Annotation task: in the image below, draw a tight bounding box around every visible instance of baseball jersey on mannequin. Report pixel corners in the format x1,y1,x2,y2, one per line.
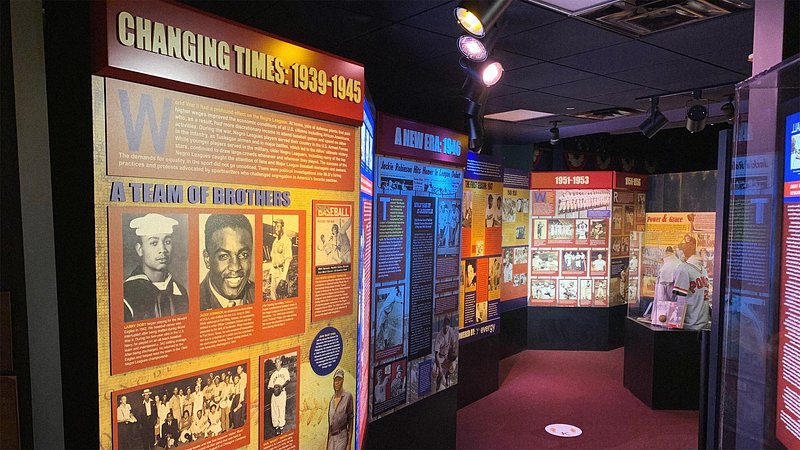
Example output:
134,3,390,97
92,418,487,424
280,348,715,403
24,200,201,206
673,255,711,330
650,251,683,326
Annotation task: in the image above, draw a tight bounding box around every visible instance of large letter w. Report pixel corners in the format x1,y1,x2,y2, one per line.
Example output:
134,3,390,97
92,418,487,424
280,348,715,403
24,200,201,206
118,89,172,154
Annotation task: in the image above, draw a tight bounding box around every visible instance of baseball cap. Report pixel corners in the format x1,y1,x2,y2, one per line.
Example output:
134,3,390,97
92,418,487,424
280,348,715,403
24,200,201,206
334,368,344,379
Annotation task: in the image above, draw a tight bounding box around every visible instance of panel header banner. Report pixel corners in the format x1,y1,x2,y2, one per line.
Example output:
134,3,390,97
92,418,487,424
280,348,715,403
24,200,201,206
375,114,468,167
530,171,647,191
94,0,365,124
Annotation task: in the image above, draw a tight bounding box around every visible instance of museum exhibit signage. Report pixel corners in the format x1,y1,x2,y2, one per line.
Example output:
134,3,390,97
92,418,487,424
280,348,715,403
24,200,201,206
777,111,800,448
370,114,466,421
94,0,364,125
93,2,362,448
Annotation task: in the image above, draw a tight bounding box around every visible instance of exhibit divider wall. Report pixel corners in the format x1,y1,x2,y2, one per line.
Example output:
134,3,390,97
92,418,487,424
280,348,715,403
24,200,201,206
356,98,375,450
500,169,532,313
366,113,466,448
92,2,364,448
528,171,647,350
460,152,504,342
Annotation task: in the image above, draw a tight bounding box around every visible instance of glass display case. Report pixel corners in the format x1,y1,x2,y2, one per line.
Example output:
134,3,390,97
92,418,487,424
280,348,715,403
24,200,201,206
626,213,716,330
714,54,800,449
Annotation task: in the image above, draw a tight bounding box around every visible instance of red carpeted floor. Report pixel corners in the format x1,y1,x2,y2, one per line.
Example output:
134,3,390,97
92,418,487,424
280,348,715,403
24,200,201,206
457,348,698,449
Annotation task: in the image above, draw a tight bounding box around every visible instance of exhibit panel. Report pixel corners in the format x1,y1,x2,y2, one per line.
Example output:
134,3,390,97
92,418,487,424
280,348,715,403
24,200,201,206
777,108,800,448
369,114,466,421
500,169,531,312
355,99,375,450
529,171,646,308
717,54,799,449
93,2,363,448
460,152,503,342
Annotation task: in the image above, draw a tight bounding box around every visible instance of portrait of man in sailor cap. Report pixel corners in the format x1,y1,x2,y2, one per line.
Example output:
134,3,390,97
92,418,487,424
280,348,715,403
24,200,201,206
123,212,189,322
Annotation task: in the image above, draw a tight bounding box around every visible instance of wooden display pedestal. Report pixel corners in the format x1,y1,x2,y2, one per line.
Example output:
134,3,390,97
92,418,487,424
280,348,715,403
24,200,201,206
623,317,701,410
527,304,626,350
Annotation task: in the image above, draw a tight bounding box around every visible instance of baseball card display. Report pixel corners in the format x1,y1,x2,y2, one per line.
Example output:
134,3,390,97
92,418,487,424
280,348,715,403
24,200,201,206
370,113,467,422
530,171,647,308
93,3,364,448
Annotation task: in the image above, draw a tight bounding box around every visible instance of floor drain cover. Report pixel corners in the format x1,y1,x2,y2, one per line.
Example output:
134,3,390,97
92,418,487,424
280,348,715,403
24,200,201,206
545,424,582,438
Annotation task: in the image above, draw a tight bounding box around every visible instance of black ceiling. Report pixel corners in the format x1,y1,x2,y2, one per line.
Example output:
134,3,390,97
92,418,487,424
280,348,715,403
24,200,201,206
185,0,754,145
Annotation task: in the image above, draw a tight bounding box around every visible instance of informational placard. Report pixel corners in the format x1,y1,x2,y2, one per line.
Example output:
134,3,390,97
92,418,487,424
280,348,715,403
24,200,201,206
460,152,502,342
370,152,463,421
95,0,365,125
500,169,531,311
776,111,800,448
529,171,646,308
94,5,360,448
640,212,716,299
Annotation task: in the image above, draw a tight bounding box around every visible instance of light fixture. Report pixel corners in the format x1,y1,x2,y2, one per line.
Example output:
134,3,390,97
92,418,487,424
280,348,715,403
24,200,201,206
549,121,561,145
462,77,489,115
721,95,735,123
467,115,484,151
686,90,708,133
481,61,504,86
639,97,668,139
454,0,513,38
458,35,488,61
460,57,504,87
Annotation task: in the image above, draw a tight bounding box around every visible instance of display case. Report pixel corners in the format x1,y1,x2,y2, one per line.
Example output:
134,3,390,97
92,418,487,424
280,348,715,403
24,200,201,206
626,212,715,330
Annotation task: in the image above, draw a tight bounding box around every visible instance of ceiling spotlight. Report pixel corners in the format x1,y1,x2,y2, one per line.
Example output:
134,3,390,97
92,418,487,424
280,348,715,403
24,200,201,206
458,35,488,61
454,0,513,38
639,97,668,139
482,61,504,86
460,58,504,87
721,95,735,123
549,121,560,145
686,90,708,133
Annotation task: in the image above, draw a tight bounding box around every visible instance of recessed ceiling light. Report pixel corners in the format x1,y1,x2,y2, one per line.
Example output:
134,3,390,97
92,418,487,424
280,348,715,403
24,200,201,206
528,0,617,14
484,109,555,122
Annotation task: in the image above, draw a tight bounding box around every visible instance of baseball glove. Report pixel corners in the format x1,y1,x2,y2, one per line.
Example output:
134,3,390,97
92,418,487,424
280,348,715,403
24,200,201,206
273,385,283,395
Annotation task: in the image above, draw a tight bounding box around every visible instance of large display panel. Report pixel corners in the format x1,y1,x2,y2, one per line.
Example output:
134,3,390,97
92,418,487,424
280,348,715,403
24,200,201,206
460,152,503,342
500,169,531,312
777,110,800,448
717,55,798,449
370,114,466,421
355,99,375,450
94,3,363,448
529,171,646,308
